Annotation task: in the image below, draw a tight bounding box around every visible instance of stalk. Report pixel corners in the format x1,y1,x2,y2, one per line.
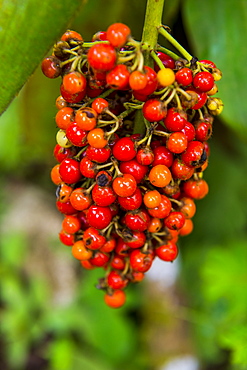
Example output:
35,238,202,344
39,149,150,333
133,0,165,134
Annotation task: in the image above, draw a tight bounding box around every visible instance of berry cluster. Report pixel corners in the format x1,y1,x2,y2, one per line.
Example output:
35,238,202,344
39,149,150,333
42,23,223,308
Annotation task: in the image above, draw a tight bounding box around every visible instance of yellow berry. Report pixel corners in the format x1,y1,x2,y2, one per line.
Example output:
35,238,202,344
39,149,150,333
157,68,175,87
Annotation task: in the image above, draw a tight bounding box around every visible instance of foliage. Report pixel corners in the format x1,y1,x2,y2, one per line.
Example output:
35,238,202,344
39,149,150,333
0,0,247,369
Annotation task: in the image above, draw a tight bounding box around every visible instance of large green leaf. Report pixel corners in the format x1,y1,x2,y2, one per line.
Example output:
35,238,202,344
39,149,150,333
0,0,84,115
182,0,247,138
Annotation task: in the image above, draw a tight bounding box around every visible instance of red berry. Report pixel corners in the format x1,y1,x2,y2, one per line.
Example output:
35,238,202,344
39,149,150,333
164,108,187,132
175,67,193,86
92,185,117,206
62,71,87,95
87,43,117,71
62,215,81,234
112,137,137,162
152,146,174,167
41,56,61,78
117,187,143,211
87,205,112,229
86,145,111,163
164,211,185,231
154,51,175,71
129,249,153,272
112,174,137,197
183,178,209,199
166,132,188,154
129,70,147,91
75,107,98,131
123,209,150,231
155,241,178,262
147,194,172,219
193,71,214,92
83,227,106,250
119,159,148,184
107,270,128,290
106,64,130,90
69,188,92,211
106,23,131,47
104,289,126,308
149,164,172,188
181,141,207,168
66,122,87,147
59,158,81,184
142,99,166,122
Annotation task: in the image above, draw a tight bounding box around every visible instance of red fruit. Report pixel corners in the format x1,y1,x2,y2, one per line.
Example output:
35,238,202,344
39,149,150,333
155,241,178,262
181,121,196,142
106,64,130,90
55,107,75,130
41,56,61,78
69,188,92,211
106,22,131,47
175,67,193,86
171,158,194,180
62,71,87,95
129,249,153,272
112,174,137,197
83,226,106,250
119,159,148,183
60,83,86,103
87,205,112,229
164,108,187,132
185,87,207,110
193,71,214,92
92,185,117,206
66,122,87,147
164,211,185,231
123,209,150,232
147,194,172,219
59,229,75,246
143,190,162,209
152,146,174,167
80,157,97,178
59,158,81,184
166,132,188,154
91,97,109,114
194,121,213,142
181,141,207,168
75,107,98,131
53,144,76,163
104,289,126,308
154,51,175,71
112,137,137,161
149,164,172,188
183,179,209,199
129,70,147,90
56,199,77,215
136,146,154,165
86,145,111,163
142,99,166,122
125,231,146,249
107,270,128,290
87,128,108,149
117,187,143,211
179,218,194,236
90,251,110,267
62,215,81,234
87,43,117,71
135,66,158,96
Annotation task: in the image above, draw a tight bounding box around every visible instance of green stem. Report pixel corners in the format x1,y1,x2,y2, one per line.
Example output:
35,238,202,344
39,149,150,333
156,45,181,61
133,0,165,134
158,26,193,62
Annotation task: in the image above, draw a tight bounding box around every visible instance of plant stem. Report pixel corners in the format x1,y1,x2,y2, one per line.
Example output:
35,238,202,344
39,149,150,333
158,26,193,62
133,0,165,134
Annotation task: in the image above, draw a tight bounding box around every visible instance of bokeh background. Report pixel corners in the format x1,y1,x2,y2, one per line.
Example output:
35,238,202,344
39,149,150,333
1,0,247,369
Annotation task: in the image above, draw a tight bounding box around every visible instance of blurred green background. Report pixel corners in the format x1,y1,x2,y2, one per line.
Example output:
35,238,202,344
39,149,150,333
0,0,247,369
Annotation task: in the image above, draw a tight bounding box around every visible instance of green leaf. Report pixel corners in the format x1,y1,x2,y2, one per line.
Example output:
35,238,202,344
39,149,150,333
0,0,84,115
182,0,247,138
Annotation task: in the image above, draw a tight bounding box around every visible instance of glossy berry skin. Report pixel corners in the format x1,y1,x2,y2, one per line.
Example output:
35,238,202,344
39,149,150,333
125,230,146,249
181,121,196,142
66,122,87,147
175,67,193,86
90,251,110,267
147,194,171,219
72,240,93,261
91,97,109,114
59,158,81,184
106,64,130,90
87,43,117,71
107,270,128,290
69,188,92,211
92,185,117,206
135,66,157,96
154,51,175,71
183,179,209,199
41,56,61,78
62,215,81,234
147,217,162,233
119,159,148,183
106,22,130,48
166,132,188,154
149,164,172,188
179,218,194,236
86,145,111,163
83,226,106,250
117,187,143,211
101,237,116,253
181,141,207,168
59,229,75,246
55,107,75,130
87,205,112,229
61,30,83,42
56,199,77,215
75,107,98,131
60,83,86,103
152,146,174,167
80,157,97,178
185,87,207,110
194,121,213,142
87,128,108,149
104,289,126,308
164,211,185,231
143,190,162,209
123,209,150,231
171,158,194,180
112,137,137,161
164,108,187,132
193,71,214,92
129,70,147,90
57,183,73,203
142,99,166,122
179,197,196,219
129,249,153,272
155,241,178,262
136,146,154,165
113,174,137,197
53,144,76,163
62,71,87,95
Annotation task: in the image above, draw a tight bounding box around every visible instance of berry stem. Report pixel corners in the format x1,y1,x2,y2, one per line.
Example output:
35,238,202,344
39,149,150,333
133,0,165,135
158,26,193,62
